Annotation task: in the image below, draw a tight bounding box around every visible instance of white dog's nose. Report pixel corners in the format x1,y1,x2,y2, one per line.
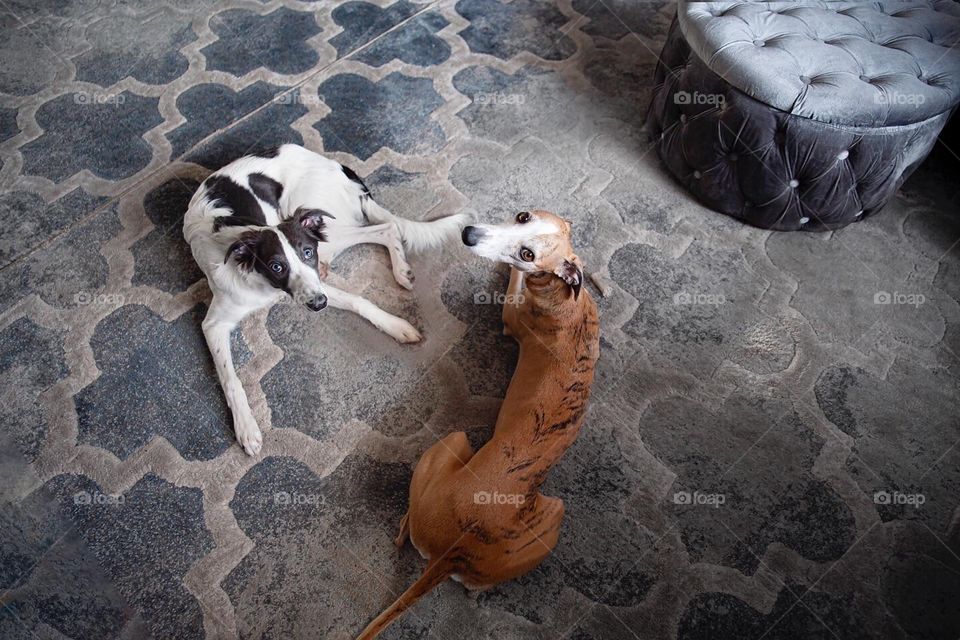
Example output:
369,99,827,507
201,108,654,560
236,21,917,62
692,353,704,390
305,294,327,311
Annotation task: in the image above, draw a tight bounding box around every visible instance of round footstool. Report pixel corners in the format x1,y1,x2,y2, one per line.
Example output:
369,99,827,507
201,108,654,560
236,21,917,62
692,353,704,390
646,1,960,231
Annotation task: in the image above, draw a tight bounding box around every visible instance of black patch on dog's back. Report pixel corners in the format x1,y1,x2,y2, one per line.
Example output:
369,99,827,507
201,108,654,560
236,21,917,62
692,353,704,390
340,164,369,194
205,175,266,230
252,146,281,159
248,173,283,210
212,215,266,232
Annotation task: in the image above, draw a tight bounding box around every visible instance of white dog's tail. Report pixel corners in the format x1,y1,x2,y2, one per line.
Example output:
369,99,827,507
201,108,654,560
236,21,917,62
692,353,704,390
362,197,469,254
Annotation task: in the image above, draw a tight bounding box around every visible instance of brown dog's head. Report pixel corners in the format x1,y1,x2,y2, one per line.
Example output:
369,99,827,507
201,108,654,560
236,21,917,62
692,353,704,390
462,210,583,299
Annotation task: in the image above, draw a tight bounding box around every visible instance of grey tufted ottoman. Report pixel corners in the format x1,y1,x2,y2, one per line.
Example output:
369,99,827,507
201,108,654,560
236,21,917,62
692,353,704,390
646,1,960,231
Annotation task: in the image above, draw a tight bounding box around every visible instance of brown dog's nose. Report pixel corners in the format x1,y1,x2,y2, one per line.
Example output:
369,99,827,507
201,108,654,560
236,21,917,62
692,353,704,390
462,226,484,246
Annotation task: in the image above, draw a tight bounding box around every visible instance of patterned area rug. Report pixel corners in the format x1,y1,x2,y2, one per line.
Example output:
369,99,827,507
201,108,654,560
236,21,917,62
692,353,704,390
1,1,958,639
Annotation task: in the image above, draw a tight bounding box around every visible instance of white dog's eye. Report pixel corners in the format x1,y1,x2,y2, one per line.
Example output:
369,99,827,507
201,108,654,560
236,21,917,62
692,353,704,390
303,248,313,259
519,247,535,262
270,261,284,273
516,211,531,223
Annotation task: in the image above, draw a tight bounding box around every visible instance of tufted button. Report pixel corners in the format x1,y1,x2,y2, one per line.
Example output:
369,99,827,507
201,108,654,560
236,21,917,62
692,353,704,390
729,153,738,162
859,75,872,83
753,39,766,47
855,209,864,217
789,179,800,188
799,217,810,224
799,75,811,85
693,170,702,179
680,114,688,124
837,150,849,160
744,201,753,208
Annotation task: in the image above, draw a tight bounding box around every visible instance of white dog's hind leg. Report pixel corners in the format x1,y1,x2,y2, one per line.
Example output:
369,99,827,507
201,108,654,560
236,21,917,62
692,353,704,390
325,223,414,290
325,284,422,343
202,299,263,455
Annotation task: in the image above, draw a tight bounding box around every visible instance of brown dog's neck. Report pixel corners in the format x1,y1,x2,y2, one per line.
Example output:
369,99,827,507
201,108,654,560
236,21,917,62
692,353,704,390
522,271,580,320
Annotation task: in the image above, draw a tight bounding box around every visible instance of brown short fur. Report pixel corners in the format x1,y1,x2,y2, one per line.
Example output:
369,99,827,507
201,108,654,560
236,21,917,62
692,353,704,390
357,211,601,639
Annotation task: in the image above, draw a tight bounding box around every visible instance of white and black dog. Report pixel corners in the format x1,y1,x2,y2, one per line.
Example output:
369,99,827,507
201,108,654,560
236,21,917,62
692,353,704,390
184,144,467,455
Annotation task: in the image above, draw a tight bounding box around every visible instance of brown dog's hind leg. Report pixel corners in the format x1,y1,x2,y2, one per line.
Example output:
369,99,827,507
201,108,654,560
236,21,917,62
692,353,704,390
507,495,566,578
405,432,475,558
412,432,475,480
395,512,409,548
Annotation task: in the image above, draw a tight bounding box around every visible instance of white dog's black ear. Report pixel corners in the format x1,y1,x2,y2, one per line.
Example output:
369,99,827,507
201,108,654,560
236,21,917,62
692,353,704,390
555,255,583,300
295,207,333,242
225,232,259,270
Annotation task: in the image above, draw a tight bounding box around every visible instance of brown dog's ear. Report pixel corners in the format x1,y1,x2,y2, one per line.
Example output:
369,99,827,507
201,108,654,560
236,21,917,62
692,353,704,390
554,254,583,300
225,231,260,270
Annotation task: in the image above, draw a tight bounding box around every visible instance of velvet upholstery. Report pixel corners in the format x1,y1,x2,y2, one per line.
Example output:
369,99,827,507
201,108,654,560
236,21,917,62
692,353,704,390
647,1,960,231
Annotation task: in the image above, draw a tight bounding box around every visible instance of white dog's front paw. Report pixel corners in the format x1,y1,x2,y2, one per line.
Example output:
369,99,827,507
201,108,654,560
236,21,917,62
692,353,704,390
381,316,422,343
234,414,263,456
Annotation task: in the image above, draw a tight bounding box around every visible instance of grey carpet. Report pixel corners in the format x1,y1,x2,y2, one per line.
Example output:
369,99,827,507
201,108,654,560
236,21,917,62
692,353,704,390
0,1,958,639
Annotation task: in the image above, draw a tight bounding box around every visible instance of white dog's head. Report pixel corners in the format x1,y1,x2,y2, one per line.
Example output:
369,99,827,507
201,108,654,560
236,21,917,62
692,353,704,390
462,210,583,299
225,207,330,310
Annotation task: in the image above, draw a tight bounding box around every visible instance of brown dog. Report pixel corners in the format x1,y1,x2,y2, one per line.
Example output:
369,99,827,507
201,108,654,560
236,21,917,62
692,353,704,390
357,211,600,639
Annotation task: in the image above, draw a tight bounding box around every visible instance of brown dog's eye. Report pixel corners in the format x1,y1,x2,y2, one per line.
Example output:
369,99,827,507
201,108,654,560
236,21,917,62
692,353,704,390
519,247,535,262
516,211,531,223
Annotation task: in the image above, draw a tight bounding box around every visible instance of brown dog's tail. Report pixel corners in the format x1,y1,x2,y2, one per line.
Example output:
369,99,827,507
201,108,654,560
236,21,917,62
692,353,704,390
356,559,451,640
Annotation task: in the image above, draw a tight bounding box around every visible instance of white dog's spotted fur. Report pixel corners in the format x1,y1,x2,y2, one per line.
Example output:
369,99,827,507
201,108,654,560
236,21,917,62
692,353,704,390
184,144,468,455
